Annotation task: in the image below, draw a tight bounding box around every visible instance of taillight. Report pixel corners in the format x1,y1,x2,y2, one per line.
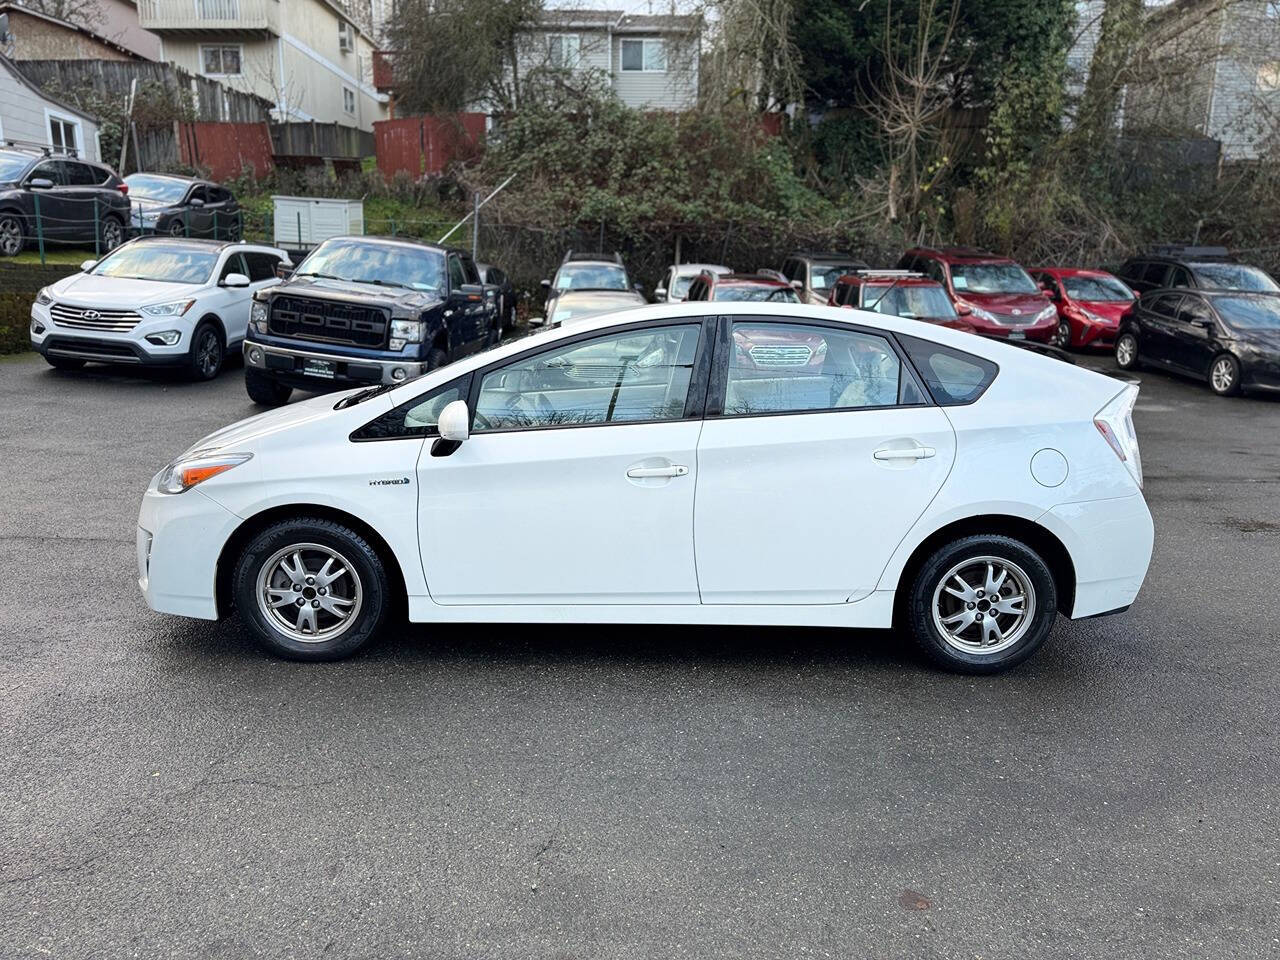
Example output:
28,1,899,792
118,182,129,195
1094,385,1142,488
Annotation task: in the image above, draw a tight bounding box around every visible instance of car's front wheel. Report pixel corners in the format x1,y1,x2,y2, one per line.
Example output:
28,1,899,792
245,368,292,406
1051,318,1072,349
1115,332,1140,370
187,320,224,380
905,535,1058,673
1209,353,1241,397
232,518,392,660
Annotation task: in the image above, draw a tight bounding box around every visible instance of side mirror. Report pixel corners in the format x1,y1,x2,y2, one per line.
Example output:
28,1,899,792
956,303,973,316
790,279,803,290
1190,317,1213,329
222,272,250,288
654,286,667,299
275,263,294,280
455,282,484,301
437,399,470,445
189,198,205,208
80,259,97,272
528,314,547,326
540,278,551,289
1041,288,1055,299
28,178,53,190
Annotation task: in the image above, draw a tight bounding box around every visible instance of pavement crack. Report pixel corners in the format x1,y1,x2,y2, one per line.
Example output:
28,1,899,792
1,851,106,887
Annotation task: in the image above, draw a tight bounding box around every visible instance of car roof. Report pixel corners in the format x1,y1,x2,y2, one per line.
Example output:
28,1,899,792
127,172,204,183
325,234,457,255
673,263,730,277
1032,267,1118,278
123,236,286,255
717,273,789,286
840,272,941,287
910,246,1013,264
556,289,646,305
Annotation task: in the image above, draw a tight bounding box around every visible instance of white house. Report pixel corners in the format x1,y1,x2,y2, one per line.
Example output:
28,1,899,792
0,54,101,161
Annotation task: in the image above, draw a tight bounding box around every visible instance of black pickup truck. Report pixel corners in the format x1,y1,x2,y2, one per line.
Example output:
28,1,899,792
242,235,499,406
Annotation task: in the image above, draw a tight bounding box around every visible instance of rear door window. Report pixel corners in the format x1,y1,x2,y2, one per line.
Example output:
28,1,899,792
898,334,998,406
244,251,280,282
1148,293,1182,319
1142,262,1170,287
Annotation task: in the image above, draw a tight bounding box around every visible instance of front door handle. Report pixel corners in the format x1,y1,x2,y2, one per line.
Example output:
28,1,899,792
873,445,936,461
627,465,689,479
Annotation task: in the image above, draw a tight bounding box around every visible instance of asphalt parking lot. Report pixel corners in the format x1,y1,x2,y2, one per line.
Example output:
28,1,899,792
1,348,1277,960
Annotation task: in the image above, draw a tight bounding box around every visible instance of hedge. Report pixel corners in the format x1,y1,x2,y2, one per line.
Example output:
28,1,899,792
0,263,80,354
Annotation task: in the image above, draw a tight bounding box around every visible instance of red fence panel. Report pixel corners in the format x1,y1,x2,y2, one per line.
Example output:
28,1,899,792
176,122,274,180
374,113,486,180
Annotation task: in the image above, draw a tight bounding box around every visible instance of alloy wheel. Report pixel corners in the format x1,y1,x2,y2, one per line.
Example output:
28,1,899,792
1211,356,1236,394
102,219,123,250
0,216,22,256
931,556,1036,655
1053,320,1071,348
169,220,185,237
196,329,221,377
255,543,364,642
1116,335,1136,367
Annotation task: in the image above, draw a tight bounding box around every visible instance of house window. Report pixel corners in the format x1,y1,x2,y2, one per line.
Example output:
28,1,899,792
547,33,581,69
620,38,666,72
48,114,79,155
200,44,242,75
343,87,356,114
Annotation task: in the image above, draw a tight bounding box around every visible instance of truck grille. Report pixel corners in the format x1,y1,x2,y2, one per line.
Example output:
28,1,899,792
268,296,388,348
50,303,141,332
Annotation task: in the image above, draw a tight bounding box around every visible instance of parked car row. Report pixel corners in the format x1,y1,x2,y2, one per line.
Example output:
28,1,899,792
0,145,243,256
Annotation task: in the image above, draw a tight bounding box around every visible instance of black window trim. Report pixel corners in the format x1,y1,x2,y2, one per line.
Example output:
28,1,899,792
460,315,716,437
350,372,474,443
704,315,935,420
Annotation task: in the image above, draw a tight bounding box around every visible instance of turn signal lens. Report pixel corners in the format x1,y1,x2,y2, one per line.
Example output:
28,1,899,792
158,451,252,494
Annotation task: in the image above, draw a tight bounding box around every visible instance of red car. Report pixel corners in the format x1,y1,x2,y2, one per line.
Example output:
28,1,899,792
827,270,976,333
896,247,1058,343
1029,267,1136,350
684,271,802,304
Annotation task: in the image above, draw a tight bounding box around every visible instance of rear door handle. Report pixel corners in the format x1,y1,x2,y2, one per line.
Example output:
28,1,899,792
873,446,936,461
627,465,689,479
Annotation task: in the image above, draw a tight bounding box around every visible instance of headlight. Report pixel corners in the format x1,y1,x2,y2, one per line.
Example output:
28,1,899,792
35,287,53,306
157,451,252,495
251,301,269,333
1081,308,1109,325
1036,305,1057,324
141,299,196,317
960,301,996,322
390,319,425,343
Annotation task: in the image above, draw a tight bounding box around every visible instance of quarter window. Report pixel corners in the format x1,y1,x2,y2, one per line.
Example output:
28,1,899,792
898,333,998,406
723,322,916,415
474,324,702,431
352,376,472,440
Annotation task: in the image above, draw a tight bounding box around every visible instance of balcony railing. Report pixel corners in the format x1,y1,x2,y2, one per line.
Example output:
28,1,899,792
137,0,281,34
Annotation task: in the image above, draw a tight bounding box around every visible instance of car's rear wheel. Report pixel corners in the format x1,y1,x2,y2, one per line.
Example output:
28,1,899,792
187,320,224,380
168,219,186,238
233,518,392,661
1209,353,1241,397
245,368,292,406
100,215,124,251
0,213,24,256
1115,332,1140,370
905,535,1058,673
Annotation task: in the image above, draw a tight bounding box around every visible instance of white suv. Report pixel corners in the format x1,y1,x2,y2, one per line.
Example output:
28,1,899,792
30,236,289,380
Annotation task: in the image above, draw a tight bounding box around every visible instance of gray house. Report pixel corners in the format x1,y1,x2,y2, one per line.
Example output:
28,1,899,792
510,9,701,111
0,55,101,161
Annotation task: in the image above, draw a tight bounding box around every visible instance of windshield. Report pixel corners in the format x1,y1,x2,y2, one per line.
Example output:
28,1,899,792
864,284,956,318
91,243,217,283
950,263,1038,295
714,284,800,303
1191,263,1280,293
1214,296,1280,329
556,263,628,291
125,174,191,204
810,264,863,291
671,275,697,298
296,238,445,291
0,152,31,182
1062,274,1134,302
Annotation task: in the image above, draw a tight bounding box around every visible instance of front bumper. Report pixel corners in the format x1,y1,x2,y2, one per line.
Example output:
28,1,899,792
30,301,193,365
244,340,427,389
137,480,243,620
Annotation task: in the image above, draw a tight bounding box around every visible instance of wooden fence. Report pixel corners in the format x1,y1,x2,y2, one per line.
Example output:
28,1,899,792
374,114,487,180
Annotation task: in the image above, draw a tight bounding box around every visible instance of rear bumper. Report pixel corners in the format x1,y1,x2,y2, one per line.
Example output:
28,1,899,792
1038,493,1154,619
244,340,428,389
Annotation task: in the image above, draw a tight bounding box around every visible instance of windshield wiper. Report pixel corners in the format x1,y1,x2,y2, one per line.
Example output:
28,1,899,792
295,271,348,282
333,384,394,409
356,278,413,290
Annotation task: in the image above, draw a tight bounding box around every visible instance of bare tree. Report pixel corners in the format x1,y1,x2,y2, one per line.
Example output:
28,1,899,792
698,0,803,112
16,0,103,29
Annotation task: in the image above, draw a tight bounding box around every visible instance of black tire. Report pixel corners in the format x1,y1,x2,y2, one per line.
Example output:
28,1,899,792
232,517,392,661
904,535,1058,674
168,219,186,238
45,356,85,371
1051,319,1072,349
187,320,224,381
100,215,125,252
0,212,23,256
245,368,292,406
1114,331,1140,370
1208,352,1242,397
426,346,448,371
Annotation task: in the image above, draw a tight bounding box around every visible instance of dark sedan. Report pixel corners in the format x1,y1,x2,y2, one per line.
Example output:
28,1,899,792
124,173,242,240
1114,288,1280,396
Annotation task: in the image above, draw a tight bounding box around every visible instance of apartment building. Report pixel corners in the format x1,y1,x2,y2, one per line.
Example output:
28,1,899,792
136,0,389,129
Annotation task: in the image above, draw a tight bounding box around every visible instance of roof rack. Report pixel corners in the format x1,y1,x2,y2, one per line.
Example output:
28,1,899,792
1144,244,1231,259
562,250,623,264
855,269,923,278
2,137,78,158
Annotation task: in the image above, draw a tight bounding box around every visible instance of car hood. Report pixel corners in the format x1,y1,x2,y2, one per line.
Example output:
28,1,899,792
51,273,203,306
959,291,1051,313
276,275,443,309
184,390,354,455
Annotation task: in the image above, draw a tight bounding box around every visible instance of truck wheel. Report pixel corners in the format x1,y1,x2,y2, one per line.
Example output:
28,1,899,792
246,368,292,406
426,347,448,371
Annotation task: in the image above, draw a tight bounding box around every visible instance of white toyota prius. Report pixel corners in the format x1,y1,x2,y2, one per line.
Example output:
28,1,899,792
137,302,1153,673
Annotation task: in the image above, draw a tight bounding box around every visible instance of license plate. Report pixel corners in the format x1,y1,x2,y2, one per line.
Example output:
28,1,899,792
1007,331,1026,340
302,358,336,379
